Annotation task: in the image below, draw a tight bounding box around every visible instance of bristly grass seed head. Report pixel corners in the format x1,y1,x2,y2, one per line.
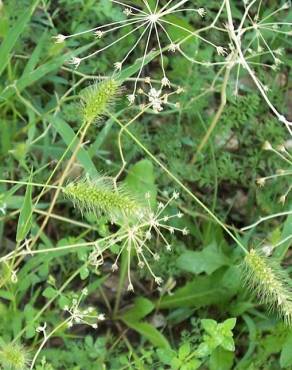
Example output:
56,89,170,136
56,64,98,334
63,178,143,221
80,78,119,124
243,249,292,326
0,342,30,370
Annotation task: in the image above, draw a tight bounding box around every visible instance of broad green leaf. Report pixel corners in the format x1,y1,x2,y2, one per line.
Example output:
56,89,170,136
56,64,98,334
80,266,89,280
42,287,57,299
280,332,292,368
178,342,191,360
201,319,217,334
221,318,236,331
177,242,230,275
120,297,154,322
157,269,236,309
124,159,157,208
209,348,234,370
123,320,170,349
16,176,33,242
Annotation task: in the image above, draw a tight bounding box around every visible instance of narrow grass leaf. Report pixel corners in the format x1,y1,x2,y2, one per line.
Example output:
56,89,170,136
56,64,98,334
0,0,40,76
16,175,33,242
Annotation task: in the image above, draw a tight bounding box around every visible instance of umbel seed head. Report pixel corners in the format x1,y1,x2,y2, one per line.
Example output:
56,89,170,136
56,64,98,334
244,249,292,325
80,78,119,124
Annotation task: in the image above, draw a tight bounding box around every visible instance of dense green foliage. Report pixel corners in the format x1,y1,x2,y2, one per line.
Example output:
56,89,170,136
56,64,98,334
0,0,291,369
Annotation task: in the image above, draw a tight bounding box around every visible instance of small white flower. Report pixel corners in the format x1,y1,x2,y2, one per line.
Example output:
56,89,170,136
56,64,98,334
127,283,134,291
176,87,184,94
197,8,206,17
98,313,105,321
111,263,118,272
127,94,135,105
161,77,170,87
263,141,272,150
114,62,122,71
144,76,151,84
138,261,145,268
95,30,104,38
256,178,266,187
182,228,189,235
123,8,132,16
154,253,160,261
274,58,282,66
54,34,66,43
216,46,228,56
148,88,163,112
263,85,270,92
173,191,179,199
155,277,163,285
262,245,273,256
69,57,81,69
168,43,179,52
282,2,290,10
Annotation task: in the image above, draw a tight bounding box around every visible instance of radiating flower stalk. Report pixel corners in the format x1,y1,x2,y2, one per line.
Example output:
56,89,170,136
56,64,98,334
65,179,188,291
30,288,105,369
54,0,228,107
256,141,292,204
53,0,292,126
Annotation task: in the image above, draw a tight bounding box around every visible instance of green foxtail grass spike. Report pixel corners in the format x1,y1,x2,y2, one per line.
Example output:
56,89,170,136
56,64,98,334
63,178,143,220
80,78,119,124
244,249,292,326
0,342,30,370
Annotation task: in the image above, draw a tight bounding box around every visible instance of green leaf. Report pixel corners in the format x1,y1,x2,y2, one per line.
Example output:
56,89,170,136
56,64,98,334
16,175,33,242
0,0,40,77
157,269,236,309
280,332,292,368
201,319,218,334
178,342,191,360
275,213,292,260
50,115,98,177
209,348,234,370
120,297,154,322
42,287,57,299
80,266,89,280
221,318,236,331
177,242,230,275
124,159,157,208
221,336,235,352
124,321,170,349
